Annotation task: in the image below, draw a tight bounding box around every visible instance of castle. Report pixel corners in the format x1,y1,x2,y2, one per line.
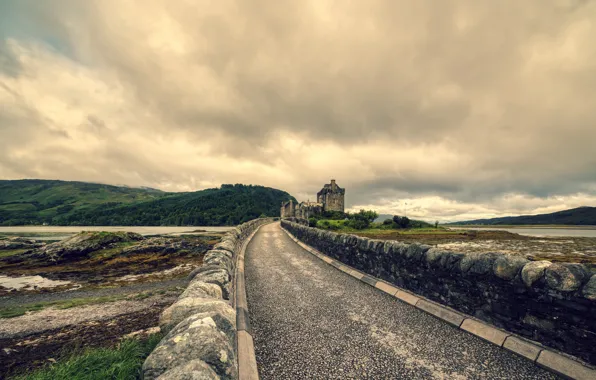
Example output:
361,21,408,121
281,179,345,219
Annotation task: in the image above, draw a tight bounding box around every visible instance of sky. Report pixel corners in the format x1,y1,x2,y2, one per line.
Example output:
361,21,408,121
0,0,595,222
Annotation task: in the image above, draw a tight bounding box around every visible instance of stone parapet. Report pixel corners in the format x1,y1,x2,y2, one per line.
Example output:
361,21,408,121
281,220,596,366
143,218,274,380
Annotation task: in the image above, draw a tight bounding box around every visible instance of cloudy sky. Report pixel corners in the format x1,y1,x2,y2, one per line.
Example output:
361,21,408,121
1,0,595,222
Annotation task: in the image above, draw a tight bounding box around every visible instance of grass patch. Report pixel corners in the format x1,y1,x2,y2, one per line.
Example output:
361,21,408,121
0,249,29,258
10,333,162,380
0,292,155,319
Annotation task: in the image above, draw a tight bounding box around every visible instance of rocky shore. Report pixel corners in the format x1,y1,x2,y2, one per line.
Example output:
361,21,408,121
0,230,220,377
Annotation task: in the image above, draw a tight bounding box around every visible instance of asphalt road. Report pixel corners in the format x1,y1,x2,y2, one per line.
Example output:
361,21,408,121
244,222,558,380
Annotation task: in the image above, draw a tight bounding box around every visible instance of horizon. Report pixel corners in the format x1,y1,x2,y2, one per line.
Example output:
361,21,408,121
1,1,595,223
2,177,593,223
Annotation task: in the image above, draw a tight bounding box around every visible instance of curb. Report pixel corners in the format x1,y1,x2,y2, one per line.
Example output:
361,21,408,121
281,225,596,380
235,223,268,380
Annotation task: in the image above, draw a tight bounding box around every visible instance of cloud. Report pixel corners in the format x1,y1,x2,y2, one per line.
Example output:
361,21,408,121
1,0,595,221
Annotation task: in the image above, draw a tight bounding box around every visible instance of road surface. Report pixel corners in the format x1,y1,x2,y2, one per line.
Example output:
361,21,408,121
245,222,557,379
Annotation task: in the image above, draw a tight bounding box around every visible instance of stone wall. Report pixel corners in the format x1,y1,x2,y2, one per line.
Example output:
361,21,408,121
142,218,274,379
281,220,596,365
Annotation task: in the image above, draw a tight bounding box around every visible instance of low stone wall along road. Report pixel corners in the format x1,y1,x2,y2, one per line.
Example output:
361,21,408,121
245,222,558,379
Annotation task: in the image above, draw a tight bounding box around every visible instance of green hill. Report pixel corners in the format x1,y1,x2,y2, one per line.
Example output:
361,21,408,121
0,180,296,226
449,206,596,226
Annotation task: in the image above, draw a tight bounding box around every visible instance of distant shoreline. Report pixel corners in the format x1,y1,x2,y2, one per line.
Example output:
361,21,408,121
448,225,596,230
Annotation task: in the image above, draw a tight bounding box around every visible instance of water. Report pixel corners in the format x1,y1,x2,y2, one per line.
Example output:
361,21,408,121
0,226,233,241
449,226,596,238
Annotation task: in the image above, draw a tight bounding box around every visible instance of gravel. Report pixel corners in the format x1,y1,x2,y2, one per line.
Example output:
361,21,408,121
245,223,559,380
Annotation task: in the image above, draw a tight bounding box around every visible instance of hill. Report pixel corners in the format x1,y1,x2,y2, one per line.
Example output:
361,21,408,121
0,180,296,226
449,206,596,226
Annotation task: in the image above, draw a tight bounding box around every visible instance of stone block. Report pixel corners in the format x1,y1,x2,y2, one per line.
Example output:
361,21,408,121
582,275,596,301
395,290,420,306
159,298,234,333
180,280,223,300
156,359,219,379
375,281,399,296
545,263,585,292
537,350,595,380
416,299,465,327
493,255,529,280
503,336,542,362
461,319,510,346
521,261,552,287
144,314,236,380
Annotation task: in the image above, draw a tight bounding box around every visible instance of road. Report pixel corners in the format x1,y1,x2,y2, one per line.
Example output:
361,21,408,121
244,222,558,379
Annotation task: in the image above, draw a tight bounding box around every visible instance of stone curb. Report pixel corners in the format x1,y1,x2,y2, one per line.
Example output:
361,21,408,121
235,223,267,380
281,225,596,380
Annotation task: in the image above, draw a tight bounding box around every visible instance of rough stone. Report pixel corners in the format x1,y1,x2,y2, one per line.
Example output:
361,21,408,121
213,240,235,253
582,275,596,301
194,269,231,296
493,255,529,280
545,263,585,292
143,314,236,380
425,248,445,265
180,280,223,300
156,359,219,380
187,265,229,282
159,298,233,333
521,261,552,287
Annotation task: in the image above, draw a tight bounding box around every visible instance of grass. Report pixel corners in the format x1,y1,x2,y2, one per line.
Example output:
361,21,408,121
315,219,449,235
0,249,29,258
0,292,156,319
10,333,163,380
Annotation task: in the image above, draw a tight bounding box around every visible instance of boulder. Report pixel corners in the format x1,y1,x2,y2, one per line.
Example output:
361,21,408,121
159,298,234,333
187,265,229,281
194,269,231,298
521,261,552,287
213,240,235,254
493,255,529,280
143,314,236,380
157,360,219,380
180,280,223,300
545,263,588,292
582,275,596,301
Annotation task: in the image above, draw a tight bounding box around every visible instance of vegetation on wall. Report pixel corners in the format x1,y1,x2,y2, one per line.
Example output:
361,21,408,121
0,180,296,226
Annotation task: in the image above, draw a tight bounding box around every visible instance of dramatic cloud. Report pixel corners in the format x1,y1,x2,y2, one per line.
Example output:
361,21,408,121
1,0,595,221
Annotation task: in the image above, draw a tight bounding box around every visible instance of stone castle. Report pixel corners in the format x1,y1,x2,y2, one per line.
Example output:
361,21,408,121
281,179,345,219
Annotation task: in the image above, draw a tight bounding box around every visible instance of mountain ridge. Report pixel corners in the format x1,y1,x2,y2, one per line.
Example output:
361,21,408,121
448,206,596,226
0,179,296,226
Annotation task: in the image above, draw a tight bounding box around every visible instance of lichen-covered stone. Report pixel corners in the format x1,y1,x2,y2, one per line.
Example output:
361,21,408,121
521,261,552,287
582,275,596,301
493,255,529,280
194,269,231,291
425,248,445,265
156,359,219,380
213,239,235,253
159,298,233,333
187,265,229,282
203,253,233,272
205,249,233,260
143,314,236,380
545,263,587,292
459,253,481,273
180,280,223,300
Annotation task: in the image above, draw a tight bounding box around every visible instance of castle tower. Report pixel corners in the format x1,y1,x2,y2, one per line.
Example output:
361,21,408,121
317,179,345,212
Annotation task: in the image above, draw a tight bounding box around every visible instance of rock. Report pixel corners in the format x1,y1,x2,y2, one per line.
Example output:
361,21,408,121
468,253,500,275
405,244,424,261
459,253,481,273
213,240,235,254
180,280,223,300
34,231,144,263
157,359,219,380
159,298,234,333
582,275,596,300
194,269,231,298
424,248,445,266
545,263,587,292
493,255,529,280
521,261,552,287
143,314,236,380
